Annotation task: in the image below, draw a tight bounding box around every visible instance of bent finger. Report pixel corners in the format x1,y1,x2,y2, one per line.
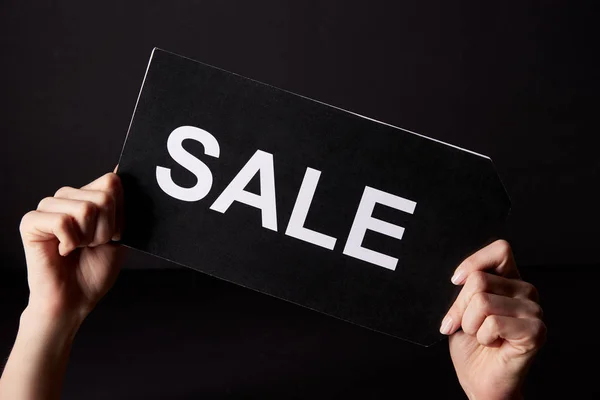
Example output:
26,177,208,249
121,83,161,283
461,293,543,336
37,197,99,247
477,315,546,354
441,272,539,335
81,172,123,240
54,187,116,247
451,240,519,285
20,211,80,256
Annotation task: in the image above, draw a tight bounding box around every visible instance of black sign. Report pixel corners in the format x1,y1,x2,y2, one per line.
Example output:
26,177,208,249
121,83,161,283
117,48,510,346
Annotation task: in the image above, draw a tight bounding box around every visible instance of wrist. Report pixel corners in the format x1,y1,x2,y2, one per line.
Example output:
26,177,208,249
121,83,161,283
25,292,92,327
20,301,84,345
2,302,82,399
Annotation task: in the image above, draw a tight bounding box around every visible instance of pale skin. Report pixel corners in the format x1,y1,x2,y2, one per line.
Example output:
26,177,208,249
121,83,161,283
0,171,545,400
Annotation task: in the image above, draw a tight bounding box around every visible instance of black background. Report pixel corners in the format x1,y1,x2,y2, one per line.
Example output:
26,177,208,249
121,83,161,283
0,0,598,398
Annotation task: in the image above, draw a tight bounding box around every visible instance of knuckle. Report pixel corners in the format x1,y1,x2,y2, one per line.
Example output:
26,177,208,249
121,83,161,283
521,282,539,301
100,173,121,192
472,292,492,312
54,186,73,198
486,315,501,331
78,201,97,220
494,239,512,256
36,197,53,210
467,270,489,292
19,211,36,233
518,319,547,354
96,192,113,209
531,302,544,319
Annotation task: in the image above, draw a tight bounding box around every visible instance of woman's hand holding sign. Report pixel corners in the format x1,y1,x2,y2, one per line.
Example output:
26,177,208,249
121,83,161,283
21,172,124,321
0,172,124,400
441,240,546,400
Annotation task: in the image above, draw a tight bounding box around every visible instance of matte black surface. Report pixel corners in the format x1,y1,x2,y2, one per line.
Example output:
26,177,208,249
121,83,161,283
117,49,509,346
1,264,597,399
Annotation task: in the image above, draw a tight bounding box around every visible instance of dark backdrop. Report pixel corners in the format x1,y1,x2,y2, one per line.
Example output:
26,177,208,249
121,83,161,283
0,1,598,398
1,0,598,268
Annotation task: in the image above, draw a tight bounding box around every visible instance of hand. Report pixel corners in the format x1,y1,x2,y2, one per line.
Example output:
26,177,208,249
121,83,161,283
1,171,124,400
19,172,125,324
441,240,546,400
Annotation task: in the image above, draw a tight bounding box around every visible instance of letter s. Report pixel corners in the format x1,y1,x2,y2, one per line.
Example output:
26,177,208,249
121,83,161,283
156,126,220,202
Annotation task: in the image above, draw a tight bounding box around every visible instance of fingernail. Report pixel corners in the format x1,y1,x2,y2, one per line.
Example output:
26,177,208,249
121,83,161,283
440,315,453,335
451,268,465,285
111,233,121,242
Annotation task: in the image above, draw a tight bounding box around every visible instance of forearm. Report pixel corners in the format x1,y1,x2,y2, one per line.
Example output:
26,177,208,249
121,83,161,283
0,305,82,400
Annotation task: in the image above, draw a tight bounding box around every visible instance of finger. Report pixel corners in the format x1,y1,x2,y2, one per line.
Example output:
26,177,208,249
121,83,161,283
54,187,116,247
81,172,121,193
36,197,99,247
440,272,539,335
477,315,546,353
19,211,80,256
451,240,519,285
81,172,123,241
461,292,543,336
